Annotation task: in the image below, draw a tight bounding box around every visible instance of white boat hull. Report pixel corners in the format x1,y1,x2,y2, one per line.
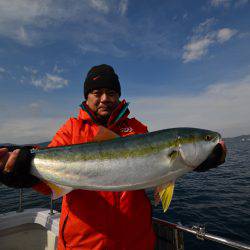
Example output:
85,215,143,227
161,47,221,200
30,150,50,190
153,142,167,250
0,208,59,250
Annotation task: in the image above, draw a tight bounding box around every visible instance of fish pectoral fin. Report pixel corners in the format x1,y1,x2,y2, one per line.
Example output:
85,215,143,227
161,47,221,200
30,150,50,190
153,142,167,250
158,182,175,212
93,126,120,142
44,180,73,200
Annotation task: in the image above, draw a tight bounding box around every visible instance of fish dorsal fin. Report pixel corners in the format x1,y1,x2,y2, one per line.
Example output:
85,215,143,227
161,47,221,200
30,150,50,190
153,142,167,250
44,180,73,200
93,125,119,142
156,182,175,212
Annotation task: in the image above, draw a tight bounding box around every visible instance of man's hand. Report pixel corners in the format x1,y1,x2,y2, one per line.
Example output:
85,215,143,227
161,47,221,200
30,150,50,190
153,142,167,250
0,147,40,188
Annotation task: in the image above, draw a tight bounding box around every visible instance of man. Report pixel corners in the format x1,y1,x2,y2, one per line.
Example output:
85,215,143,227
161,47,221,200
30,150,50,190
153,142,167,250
0,64,156,249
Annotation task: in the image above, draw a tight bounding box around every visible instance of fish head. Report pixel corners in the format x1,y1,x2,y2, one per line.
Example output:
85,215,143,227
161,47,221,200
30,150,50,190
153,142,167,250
177,128,226,170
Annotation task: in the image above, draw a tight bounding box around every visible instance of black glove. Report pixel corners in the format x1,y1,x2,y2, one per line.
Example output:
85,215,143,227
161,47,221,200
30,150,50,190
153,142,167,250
0,147,40,188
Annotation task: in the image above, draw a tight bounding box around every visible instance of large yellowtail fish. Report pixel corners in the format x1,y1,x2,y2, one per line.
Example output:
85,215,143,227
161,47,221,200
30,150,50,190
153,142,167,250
30,127,226,212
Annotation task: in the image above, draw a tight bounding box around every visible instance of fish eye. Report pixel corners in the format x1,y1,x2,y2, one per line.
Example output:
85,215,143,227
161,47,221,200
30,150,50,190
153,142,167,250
204,135,212,141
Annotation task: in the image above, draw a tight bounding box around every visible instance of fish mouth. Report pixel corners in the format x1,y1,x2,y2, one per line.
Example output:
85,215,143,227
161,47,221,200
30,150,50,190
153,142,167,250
194,140,227,172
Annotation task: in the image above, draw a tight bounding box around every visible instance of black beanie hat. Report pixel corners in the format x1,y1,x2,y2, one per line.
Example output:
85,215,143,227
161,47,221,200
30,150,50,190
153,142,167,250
84,64,121,99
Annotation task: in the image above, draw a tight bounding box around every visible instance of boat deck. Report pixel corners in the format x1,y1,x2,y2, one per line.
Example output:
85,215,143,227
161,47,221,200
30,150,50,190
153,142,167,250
0,209,60,250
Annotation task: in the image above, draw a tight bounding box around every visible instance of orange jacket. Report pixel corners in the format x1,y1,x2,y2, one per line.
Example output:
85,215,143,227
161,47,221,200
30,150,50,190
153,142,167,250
34,100,156,250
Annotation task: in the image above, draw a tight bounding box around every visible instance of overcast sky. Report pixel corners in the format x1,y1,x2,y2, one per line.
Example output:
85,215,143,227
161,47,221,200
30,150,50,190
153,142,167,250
0,0,249,144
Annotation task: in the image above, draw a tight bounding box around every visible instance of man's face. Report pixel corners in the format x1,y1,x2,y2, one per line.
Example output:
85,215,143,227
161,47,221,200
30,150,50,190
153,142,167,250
86,88,120,120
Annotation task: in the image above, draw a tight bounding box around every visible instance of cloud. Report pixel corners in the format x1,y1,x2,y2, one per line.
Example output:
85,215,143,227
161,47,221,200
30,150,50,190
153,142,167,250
0,117,64,144
24,66,38,75
0,0,128,46
183,37,214,63
0,96,78,144
238,31,250,39
22,66,68,91
0,95,79,144
79,43,103,54
130,73,250,137
0,67,6,74
76,6,176,58
87,0,128,15
193,18,217,34
0,0,50,45
0,0,178,59
217,28,237,43
182,19,237,62
0,66,12,79
15,26,32,45
1,72,250,143
234,0,249,7
210,0,249,8
118,0,128,16
88,0,110,13
210,0,231,7
53,65,64,74
28,101,46,116
31,73,68,91
182,12,188,21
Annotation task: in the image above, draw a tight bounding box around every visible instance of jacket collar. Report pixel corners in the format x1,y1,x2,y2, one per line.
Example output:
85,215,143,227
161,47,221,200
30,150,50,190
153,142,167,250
79,99,130,128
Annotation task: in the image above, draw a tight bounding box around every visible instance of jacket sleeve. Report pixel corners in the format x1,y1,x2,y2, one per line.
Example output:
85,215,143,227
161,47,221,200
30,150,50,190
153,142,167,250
32,119,74,195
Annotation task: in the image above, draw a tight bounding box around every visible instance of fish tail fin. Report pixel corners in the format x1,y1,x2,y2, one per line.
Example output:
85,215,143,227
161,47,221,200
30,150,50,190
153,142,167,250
158,182,175,212
44,180,73,200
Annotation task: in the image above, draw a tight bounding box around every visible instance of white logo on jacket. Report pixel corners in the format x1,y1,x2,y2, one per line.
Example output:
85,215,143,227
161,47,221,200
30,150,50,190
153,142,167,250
120,127,134,133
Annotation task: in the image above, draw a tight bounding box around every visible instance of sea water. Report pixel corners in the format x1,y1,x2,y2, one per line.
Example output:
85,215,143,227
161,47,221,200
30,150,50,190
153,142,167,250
0,138,249,250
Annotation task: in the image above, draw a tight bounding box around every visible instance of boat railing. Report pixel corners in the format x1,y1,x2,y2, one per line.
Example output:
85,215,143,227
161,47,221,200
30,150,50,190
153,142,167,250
15,188,250,250
152,217,250,250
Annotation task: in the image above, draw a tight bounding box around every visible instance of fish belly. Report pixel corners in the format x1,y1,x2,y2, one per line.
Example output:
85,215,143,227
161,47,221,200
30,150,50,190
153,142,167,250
31,150,190,191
